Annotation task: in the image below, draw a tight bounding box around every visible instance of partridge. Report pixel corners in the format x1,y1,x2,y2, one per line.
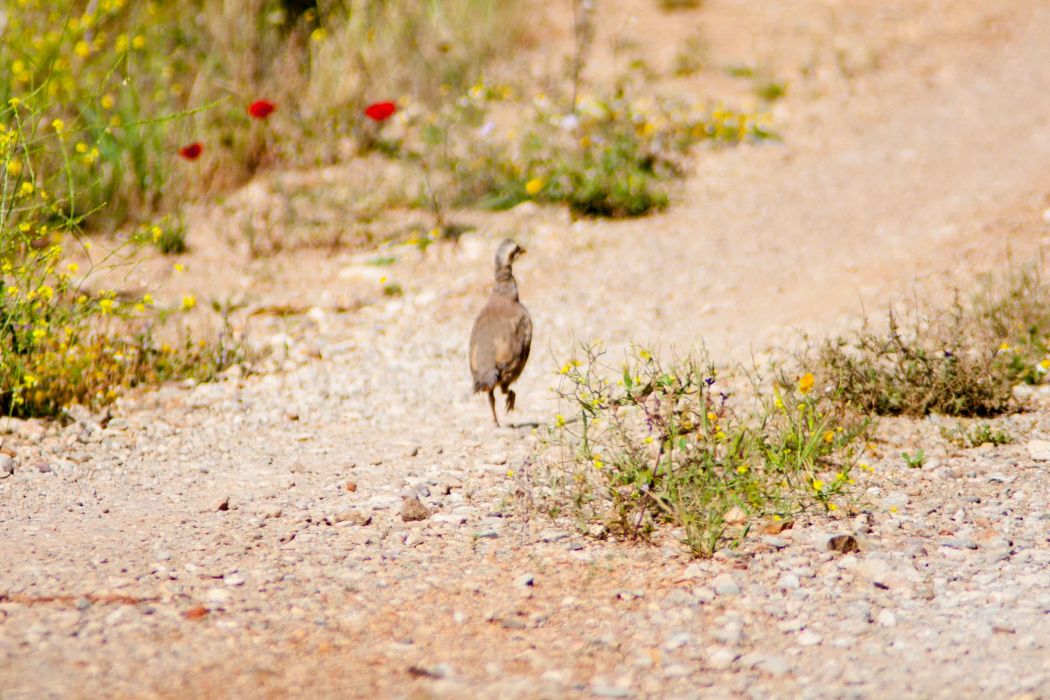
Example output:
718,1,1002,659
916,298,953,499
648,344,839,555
469,239,532,426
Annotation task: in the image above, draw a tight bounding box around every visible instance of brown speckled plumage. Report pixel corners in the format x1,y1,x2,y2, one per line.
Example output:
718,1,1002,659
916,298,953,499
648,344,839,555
470,239,532,426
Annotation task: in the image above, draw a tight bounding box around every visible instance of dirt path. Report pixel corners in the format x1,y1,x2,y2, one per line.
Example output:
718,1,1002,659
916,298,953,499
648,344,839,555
3,1,1050,698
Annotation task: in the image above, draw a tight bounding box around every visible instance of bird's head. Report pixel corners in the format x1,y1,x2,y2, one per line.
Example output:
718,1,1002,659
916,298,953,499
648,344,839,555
495,238,526,272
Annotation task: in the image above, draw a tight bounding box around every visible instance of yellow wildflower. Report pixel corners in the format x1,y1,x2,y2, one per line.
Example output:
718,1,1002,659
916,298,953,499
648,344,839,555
174,263,185,272
19,182,34,196
99,298,115,314
525,177,545,196
100,93,115,110
999,341,1010,352
181,294,196,310
6,160,21,176
812,478,824,491
131,34,145,50
798,372,815,394
554,414,566,427
143,294,154,305
52,119,65,133
823,430,834,444
828,503,838,512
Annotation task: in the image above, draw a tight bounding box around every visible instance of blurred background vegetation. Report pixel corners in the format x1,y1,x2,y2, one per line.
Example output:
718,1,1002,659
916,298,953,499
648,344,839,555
0,0,773,418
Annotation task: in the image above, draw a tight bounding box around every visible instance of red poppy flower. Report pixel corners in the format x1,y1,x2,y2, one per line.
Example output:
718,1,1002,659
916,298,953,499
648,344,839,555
248,100,276,119
364,101,397,122
178,142,203,160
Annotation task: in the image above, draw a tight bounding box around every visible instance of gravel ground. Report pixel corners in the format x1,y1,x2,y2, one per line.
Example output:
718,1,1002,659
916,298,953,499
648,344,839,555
3,1,1050,698
2,314,1050,699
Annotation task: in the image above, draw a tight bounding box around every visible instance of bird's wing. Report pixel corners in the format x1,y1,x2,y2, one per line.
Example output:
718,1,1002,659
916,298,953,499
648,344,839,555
470,309,498,384
516,306,532,370
493,303,531,377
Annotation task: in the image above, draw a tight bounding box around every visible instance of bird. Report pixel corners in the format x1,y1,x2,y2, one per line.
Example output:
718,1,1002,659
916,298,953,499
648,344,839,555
469,239,532,426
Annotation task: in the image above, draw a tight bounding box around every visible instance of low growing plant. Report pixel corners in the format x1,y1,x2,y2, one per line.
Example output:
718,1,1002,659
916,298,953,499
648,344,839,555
537,345,868,556
816,268,1050,417
399,86,775,220
901,449,925,469
940,421,1011,449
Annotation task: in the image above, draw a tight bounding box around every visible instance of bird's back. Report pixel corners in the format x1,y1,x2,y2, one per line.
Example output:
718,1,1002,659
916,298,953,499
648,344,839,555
470,294,532,392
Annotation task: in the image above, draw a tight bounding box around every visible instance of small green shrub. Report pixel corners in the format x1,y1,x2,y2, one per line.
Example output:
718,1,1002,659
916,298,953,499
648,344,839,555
940,421,1011,449
755,81,788,102
901,449,925,469
134,217,187,255
971,268,1050,385
538,346,868,556
816,269,1050,417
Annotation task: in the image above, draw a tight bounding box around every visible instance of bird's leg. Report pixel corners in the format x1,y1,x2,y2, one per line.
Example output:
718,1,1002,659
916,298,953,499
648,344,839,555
505,388,516,413
487,389,500,427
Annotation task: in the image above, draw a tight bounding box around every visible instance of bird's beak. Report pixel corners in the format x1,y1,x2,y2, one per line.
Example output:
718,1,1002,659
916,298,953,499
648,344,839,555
518,247,527,256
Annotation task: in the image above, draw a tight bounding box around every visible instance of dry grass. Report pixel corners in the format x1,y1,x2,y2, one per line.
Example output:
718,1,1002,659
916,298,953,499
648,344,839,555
814,267,1050,417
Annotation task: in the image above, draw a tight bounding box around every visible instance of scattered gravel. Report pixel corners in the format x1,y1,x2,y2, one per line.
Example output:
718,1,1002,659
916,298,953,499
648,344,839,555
3,3,1050,697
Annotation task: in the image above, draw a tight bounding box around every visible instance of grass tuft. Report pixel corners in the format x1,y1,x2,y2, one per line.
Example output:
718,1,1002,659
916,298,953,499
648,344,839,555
814,268,1050,417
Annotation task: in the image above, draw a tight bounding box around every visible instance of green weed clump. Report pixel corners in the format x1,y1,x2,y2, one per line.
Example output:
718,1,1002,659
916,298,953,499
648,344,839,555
539,345,867,556
401,87,774,219
815,269,1050,417
940,421,1011,449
